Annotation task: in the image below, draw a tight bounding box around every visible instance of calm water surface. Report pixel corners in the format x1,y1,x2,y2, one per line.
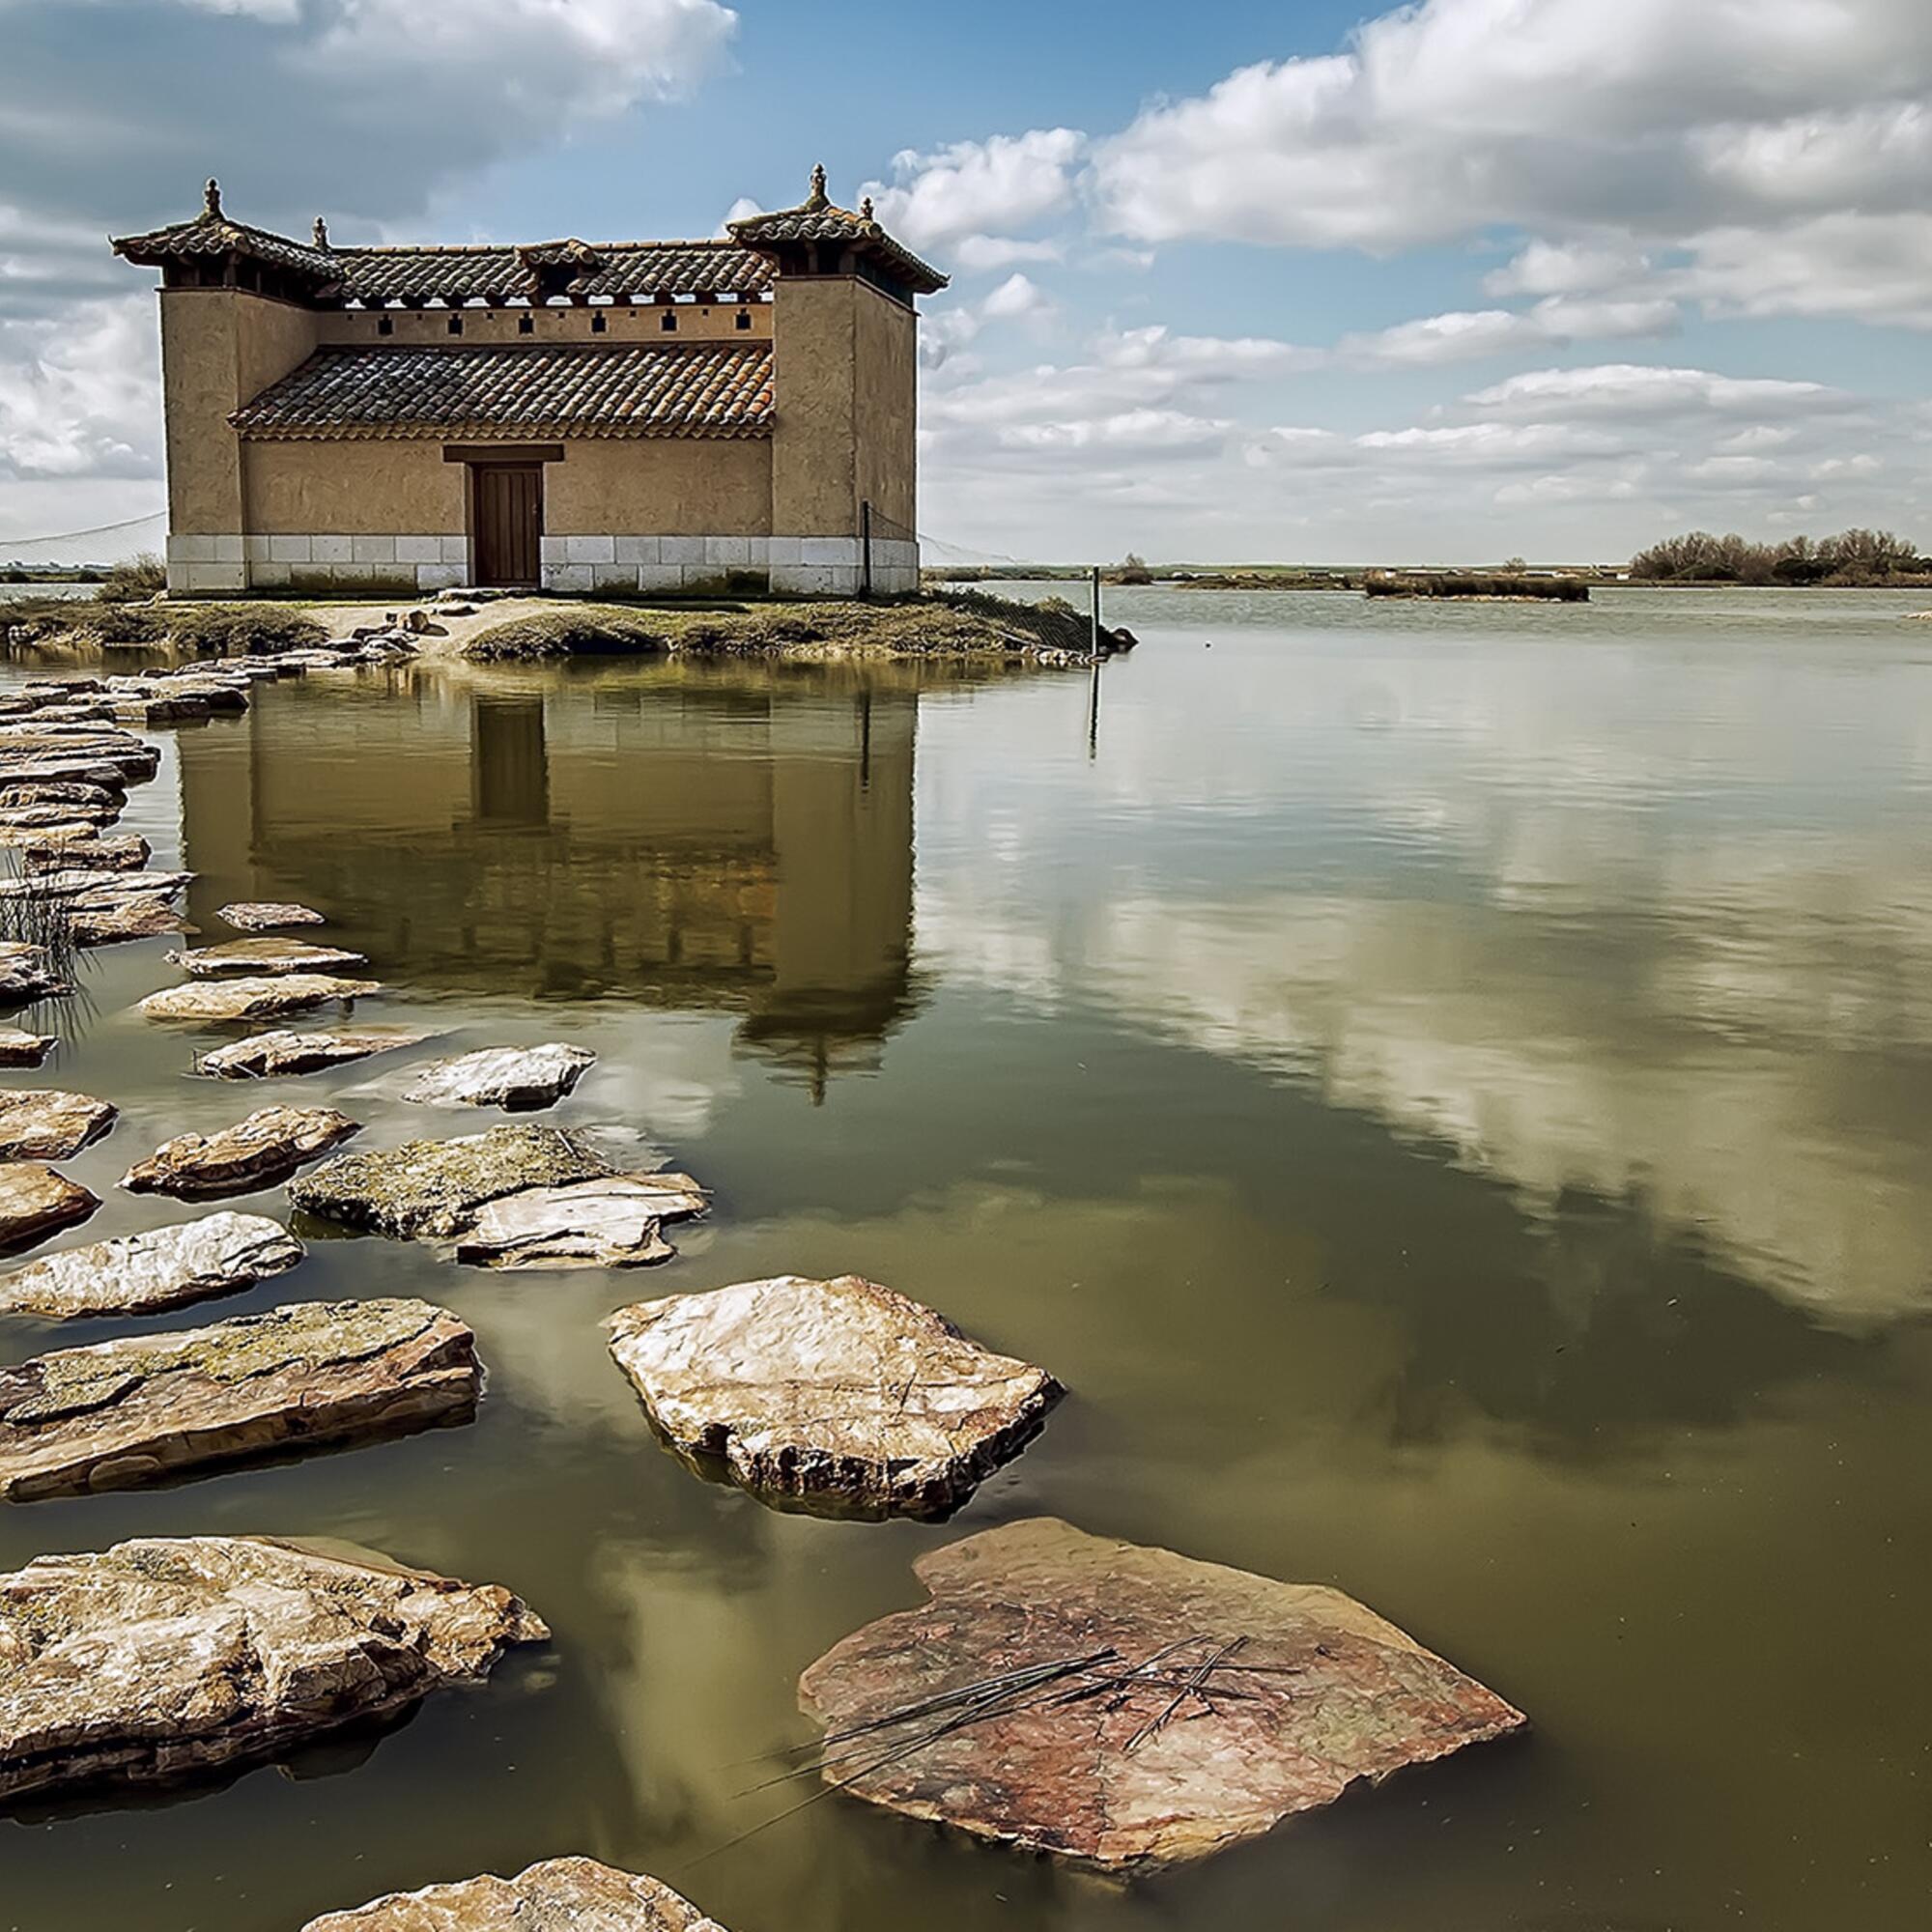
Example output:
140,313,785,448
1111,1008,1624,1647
4,586,1930,1930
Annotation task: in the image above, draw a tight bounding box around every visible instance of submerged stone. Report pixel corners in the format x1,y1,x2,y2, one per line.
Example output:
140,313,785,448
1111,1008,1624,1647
290,1125,613,1238
0,1030,56,1068
452,1171,707,1270
73,897,189,947
200,1028,427,1079
300,1858,728,1931
403,1042,596,1111
138,974,382,1022
121,1106,361,1199
0,945,69,1007
0,1164,97,1255
167,936,369,979
797,1518,1528,1872
0,1533,546,1803
216,901,325,931
0,1297,477,1501
0,1212,302,1319
604,1274,1062,1520
0,1090,116,1162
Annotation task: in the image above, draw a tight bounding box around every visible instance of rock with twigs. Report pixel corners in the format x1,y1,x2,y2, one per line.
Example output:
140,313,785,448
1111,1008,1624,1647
797,1518,1527,1872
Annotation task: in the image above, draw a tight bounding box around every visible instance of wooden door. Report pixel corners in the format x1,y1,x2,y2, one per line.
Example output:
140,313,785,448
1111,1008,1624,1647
472,464,542,586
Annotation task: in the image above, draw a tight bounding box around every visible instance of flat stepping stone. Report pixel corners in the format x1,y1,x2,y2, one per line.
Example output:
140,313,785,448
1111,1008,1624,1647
139,974,381,1022
0,944,69,1007
166,936,369,978
0,801,120,828
73,897,188,947
23,834,149,873
0,1163,96,1255
4,868,190,903
301,1858,728,1931
798,1517,1527,1872
0,1212,301,1319
604,1274,1062,1520
0,1030,55,1067
217,901,325,931
0,1533,545,1803
0,1297,476,1501
121,1105,360,1198
0,1091,116,1161
200,1028,428,1079
403,1042,595,1110
452,1171,707,1269
0,781,121,810
290,1125,613,1238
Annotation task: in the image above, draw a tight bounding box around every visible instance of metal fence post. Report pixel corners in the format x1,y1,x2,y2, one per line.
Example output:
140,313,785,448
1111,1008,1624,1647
862,500,873,599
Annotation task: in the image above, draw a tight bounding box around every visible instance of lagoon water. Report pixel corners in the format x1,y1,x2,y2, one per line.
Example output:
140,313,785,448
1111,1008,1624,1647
4,585,1930,1929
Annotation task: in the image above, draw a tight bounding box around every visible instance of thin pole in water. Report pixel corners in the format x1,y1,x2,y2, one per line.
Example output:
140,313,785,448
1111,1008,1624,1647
1090,564,1101,658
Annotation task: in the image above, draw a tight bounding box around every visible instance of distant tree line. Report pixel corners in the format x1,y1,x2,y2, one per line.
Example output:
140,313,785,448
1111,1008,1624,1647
1630,528,1931,586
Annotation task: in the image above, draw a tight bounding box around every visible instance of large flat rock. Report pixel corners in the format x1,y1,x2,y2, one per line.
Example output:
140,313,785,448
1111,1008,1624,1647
0,1163,97,1255
216,901,325,931
0,945,69,1007
0,1090,116,1161
139,974,382,1023
0,1297,477,1500
0,1212,302,1319
167,936,369,979
403,1043,595,1111
121,1106,361,1198
300,1858,728,1931
452,1172,707,1270
0,1534,546,1803
291,1125,614,1238
200,1028,428,1079
797,1518,1528,1872
604,1274,1062,1520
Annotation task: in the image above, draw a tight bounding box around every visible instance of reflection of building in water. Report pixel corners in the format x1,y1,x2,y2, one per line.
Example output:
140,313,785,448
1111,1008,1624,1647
176,668,918,1095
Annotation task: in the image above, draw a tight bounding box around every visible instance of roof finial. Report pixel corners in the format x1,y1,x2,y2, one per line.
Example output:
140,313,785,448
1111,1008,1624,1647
203,177,222,219
860,194,874,221
807,161,828,211
313,215,329,249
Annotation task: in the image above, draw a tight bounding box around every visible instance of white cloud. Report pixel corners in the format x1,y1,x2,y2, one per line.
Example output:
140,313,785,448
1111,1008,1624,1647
951,234,1065,273
0,296,159,479
1484,241,1652,298
1463,364,1852,419
864,128,1087,252
1093,0,1932,249
1341,297,1678,367
980,271,1051,321
1678,212,1932,328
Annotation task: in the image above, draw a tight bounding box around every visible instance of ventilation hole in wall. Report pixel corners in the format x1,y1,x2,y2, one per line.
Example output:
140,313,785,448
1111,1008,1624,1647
661,308,678,331
591,313,607,333
378,315,393,336
735,309,752,330
519,314,534,334
447,315,464,335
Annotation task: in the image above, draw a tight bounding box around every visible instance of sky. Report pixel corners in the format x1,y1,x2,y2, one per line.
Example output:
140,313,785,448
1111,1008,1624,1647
1,0,1929,563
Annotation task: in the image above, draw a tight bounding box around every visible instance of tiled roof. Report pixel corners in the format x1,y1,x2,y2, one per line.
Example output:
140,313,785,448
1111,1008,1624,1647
230,342,774,440
726,166,948,295
327,240,775,305
112,205,338,283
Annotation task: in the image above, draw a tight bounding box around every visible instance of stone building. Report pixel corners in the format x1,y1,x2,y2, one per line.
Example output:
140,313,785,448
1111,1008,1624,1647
112,167,945,599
